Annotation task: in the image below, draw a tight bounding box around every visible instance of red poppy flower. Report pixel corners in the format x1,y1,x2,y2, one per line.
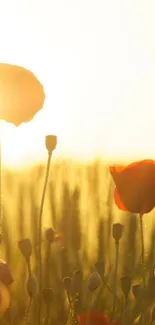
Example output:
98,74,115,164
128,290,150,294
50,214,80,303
78,311,109,325
0,63,45,126
78,312,121,325
111,321,121,325
110,160,155,214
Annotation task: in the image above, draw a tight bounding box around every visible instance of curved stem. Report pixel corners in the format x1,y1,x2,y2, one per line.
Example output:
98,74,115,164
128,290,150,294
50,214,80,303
110,241,119,325
66,291,78,325
38,152,52,325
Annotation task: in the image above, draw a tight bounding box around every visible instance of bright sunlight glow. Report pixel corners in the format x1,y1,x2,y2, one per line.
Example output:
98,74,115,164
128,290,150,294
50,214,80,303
0,0,155,166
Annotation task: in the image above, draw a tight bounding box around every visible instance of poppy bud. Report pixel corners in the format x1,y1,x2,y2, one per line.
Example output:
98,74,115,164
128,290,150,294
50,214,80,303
27,275,37,298
95,260,105,279
0,260,13,286
45,135,57,154
87,272,102,292
42,288,53,304
120,276,131,299
18,238,32,261
44,228,56,243
62,277,71,292
132,284,142,300
112,223,124,242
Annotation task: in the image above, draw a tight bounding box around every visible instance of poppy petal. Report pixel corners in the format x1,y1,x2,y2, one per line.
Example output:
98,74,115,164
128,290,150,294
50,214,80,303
110,160,155,214
0,63,45,126
114,188,128,212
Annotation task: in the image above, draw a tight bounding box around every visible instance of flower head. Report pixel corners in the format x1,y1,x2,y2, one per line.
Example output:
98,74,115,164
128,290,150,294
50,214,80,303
0,63,45,126
44,227,61,243
18,238,32,261
112,223,124,242
45,135,57,154
78,311,109,325
110,160,155,214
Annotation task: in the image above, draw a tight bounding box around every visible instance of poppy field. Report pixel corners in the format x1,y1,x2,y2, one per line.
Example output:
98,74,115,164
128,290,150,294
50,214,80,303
0,63,155,325
0,158,155,325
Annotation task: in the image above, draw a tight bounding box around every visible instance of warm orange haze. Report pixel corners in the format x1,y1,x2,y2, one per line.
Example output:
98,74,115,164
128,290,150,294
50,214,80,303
0,1,155,166
0,1,155,325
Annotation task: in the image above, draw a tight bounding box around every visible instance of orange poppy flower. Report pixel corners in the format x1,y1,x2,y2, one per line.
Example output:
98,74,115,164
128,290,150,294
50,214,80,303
0,63,45,126
110,160,155,214
78,312,109,325
78,312,121,325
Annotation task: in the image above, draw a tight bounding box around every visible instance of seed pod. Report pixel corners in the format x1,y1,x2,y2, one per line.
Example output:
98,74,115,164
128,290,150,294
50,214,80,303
45,135,57,153
87,272,102,292
112,223,124,242
27,275,37,298
18,238,32,261
45,228,56,243
120,276,131,299
42,288,53,304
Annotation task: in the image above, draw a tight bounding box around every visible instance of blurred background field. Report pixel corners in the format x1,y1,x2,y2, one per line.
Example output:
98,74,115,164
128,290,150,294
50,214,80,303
1,160,155,324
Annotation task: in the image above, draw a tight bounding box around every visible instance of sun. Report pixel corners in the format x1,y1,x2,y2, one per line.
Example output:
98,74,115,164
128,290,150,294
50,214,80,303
0,108,62,168
0,121,44,168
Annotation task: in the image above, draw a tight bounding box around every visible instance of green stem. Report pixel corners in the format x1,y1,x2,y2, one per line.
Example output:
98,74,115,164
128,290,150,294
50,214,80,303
66,291,78,325
110,241,119,325
139,214,145,289
139,213,146,325
38,152,52,325
25,297,32,325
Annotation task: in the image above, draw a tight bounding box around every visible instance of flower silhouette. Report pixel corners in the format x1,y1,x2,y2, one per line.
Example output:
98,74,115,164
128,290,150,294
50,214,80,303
0,63,45,126
110,160,155,213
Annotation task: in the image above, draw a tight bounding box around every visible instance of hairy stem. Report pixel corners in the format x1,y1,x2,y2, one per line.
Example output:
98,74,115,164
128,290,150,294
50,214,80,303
139,213,145,289
139,213,145,325
110,241,119,324
38,152,52,325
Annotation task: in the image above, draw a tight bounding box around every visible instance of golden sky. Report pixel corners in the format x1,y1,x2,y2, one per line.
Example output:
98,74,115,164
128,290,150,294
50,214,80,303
0,0,155,166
